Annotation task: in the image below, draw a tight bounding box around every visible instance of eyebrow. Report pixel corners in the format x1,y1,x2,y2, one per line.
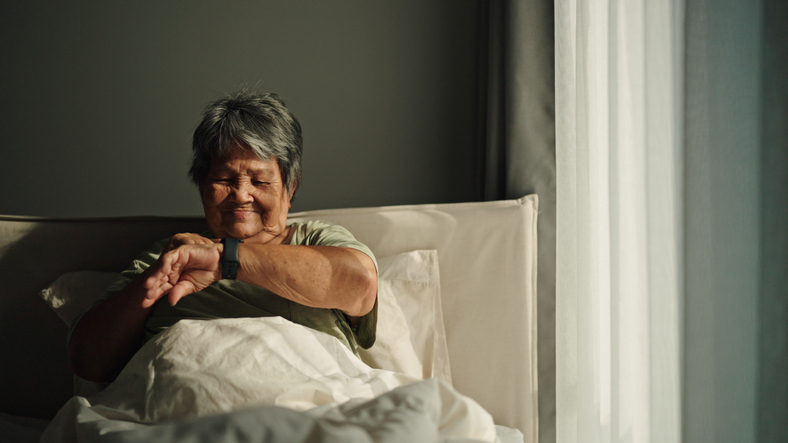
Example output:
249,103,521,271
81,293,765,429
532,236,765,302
212,165,277,177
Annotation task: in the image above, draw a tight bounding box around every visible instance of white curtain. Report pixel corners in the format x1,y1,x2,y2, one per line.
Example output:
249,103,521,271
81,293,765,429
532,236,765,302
555,0,683,442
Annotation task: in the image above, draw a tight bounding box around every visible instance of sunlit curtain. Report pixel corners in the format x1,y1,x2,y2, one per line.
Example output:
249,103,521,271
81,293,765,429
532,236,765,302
554,0,683,442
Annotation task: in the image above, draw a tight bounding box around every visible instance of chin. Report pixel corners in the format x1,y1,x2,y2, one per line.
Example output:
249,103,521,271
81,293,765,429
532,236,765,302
229,228,260,240
218,220,260,239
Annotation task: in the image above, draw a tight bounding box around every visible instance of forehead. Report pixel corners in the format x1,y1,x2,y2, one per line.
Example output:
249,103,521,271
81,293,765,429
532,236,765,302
210,148,280,177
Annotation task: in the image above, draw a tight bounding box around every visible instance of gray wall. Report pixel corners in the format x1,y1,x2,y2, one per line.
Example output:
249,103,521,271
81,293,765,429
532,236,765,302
0,1,481,218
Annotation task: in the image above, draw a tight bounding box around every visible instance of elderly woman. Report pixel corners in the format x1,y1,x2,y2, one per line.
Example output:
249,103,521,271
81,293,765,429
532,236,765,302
68,92,378,383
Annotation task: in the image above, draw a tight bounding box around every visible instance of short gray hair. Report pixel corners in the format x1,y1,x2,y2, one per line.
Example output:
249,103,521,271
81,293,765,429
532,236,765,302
189,91,303,196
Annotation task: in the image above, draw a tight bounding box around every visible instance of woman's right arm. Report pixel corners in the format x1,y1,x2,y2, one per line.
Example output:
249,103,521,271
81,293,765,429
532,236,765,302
68,233,212,382
68,266,164,382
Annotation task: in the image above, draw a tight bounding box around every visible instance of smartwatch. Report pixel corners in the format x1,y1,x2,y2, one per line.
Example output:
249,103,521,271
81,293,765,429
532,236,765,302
220,238,243,280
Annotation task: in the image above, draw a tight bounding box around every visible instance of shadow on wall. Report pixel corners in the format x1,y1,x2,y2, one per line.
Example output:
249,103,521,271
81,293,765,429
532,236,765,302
0,216,208,419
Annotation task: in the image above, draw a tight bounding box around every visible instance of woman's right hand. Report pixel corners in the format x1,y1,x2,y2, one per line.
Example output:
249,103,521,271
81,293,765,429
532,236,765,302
142,241,223,308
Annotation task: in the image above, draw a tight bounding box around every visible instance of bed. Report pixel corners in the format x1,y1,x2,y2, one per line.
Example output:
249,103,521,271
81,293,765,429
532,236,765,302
0,195,538,442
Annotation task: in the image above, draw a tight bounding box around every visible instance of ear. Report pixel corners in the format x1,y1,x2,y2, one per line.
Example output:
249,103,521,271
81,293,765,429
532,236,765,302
285,177,297,200
198,181,213,206
284,185,295,208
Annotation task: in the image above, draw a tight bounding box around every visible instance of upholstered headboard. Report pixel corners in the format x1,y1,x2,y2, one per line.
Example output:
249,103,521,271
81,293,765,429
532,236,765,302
0,196,538,439
0,216,210,419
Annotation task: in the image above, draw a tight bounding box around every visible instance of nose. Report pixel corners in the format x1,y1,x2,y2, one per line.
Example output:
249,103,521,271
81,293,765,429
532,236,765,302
229,179,254,203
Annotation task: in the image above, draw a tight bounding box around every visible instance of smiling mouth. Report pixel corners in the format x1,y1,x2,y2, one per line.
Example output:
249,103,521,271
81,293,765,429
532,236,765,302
225,209,258,219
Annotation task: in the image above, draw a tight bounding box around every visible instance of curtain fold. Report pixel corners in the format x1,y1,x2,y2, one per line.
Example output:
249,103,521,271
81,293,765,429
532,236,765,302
478,1,557,441
555,0,683,442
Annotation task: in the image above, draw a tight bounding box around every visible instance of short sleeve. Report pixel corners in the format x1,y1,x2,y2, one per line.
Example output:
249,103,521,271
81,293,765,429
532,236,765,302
289,220,377,272
288,220,378,349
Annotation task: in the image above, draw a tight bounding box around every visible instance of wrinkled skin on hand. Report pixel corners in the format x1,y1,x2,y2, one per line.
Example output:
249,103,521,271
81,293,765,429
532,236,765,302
141,242,223,308
163,233,218,253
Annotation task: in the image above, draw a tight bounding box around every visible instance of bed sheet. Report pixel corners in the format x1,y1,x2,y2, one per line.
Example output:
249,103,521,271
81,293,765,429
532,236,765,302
1,417,523,443
40,317,511,443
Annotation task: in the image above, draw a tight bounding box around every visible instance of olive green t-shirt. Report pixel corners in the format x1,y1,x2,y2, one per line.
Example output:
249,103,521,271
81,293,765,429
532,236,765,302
69,220,377,354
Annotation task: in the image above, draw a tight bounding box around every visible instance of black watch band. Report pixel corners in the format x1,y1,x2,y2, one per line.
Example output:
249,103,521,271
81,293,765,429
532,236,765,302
220,238,243,280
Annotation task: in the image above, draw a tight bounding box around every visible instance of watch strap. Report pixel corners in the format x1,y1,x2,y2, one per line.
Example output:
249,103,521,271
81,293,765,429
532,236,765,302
221,238,243,280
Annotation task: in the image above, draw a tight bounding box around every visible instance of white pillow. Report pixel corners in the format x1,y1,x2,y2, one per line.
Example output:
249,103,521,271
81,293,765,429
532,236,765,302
40,250,451,385
288,196,539,435
40,271,118,397
359,250,451,385
40,271,119,326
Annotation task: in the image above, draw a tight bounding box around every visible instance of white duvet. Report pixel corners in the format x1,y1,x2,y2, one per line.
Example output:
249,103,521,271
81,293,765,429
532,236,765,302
42,317,499,443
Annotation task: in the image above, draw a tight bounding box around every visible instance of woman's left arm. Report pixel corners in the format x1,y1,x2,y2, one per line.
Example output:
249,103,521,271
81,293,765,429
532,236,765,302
143,243,377,319
237,244,377,319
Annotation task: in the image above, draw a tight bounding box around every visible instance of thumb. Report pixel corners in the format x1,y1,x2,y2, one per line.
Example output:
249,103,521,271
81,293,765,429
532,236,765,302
168,281,196,306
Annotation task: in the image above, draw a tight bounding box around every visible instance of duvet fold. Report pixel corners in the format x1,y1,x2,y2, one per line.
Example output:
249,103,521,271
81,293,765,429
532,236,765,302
43,317,498,443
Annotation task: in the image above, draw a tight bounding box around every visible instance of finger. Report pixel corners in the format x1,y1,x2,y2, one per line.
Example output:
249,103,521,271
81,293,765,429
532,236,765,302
190,234,214,245
143,268,166,293
142,252,180,300
175,238,196,247
169,233,203,249
141,275,173,308
141,293,158,309
168,281,195,306
146,249,194,304
146,272,171,293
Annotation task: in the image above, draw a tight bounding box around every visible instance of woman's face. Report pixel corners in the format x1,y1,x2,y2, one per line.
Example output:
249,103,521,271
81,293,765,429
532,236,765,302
200,147,293,244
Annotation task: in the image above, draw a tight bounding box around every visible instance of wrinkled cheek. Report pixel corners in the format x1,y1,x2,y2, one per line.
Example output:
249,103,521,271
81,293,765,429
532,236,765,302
206,214,224,236
258,212,276,230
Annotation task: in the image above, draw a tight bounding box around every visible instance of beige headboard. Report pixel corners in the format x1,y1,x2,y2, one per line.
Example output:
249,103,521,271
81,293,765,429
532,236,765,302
0,216,208,419
0,196,538,439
